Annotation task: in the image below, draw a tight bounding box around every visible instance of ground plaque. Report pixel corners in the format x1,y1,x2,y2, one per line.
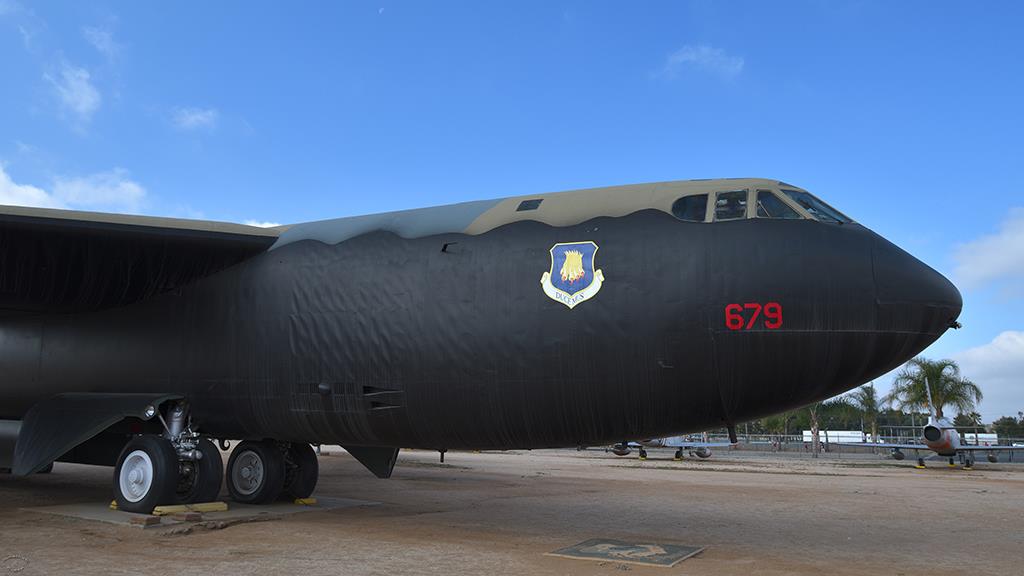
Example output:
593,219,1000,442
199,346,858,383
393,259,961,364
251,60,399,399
547,538,704,567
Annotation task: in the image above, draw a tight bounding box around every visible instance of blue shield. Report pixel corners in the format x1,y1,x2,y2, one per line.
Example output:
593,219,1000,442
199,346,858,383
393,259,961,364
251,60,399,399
548,241,599,296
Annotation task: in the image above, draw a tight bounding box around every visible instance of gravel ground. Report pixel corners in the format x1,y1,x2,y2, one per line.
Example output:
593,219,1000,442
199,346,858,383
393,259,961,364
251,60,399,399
1,447,1021,575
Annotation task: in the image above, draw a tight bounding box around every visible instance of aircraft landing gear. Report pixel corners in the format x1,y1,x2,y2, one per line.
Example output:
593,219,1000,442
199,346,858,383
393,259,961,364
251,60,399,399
114,435,181,513
949,457,956,467
915,457,926,469
175,438,223,504
638,448,648,460
674,449,683,461
963,457,974,470
226,440,286,504
282,442,319,500
226,440,320,503
112,401,223,513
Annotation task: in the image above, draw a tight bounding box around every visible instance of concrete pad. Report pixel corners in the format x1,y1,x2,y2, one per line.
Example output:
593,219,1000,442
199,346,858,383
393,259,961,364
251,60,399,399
21,496,377,529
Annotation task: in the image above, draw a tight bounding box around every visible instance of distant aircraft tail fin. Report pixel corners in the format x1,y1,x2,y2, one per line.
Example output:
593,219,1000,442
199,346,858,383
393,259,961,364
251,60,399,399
923,376,938,421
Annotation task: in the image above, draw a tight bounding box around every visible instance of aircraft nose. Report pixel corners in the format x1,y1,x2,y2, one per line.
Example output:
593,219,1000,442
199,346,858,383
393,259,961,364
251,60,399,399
872,234,962,336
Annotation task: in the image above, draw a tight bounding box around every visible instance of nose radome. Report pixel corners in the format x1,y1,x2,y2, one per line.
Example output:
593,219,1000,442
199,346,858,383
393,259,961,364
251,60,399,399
872,234,963,334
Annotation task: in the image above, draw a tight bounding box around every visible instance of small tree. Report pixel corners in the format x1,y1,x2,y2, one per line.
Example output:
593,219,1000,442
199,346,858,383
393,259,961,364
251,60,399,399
807,402,827,457
953,412,982,429
884,357,982,419
992,413,1024,440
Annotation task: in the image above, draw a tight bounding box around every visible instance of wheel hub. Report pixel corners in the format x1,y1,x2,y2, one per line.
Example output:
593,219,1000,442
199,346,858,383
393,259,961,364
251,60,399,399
119,450,154,503
231,450,264,496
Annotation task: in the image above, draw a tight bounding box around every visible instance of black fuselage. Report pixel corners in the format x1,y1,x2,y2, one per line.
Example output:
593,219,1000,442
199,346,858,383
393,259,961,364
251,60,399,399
0,210,961,450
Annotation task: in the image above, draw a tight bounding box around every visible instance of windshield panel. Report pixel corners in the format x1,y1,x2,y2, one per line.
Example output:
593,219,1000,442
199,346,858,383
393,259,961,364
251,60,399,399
780,189,850,223
714,190,748,221
756,190,801,219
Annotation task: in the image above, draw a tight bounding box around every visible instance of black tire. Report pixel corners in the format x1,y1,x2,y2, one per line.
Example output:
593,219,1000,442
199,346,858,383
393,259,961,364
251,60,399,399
176,439,224,504
114,435,179,514
282,443,319,500
226,440,285,504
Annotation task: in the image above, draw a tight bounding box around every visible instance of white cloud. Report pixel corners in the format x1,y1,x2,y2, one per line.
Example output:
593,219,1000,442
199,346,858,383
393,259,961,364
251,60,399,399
953,208,1024,291
0,165,146,213
172,107,219,131
0,165,63,208
45,62,101,124
53,168,145,212
243,220,282,228
954,331,1024,421
662,45,744,79
82,25,120,60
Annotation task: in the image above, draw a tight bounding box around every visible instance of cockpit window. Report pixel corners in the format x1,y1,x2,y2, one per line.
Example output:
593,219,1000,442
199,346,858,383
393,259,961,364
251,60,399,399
671,194,708,222
714,190,747,221
781,189,851,223
755,190,801,219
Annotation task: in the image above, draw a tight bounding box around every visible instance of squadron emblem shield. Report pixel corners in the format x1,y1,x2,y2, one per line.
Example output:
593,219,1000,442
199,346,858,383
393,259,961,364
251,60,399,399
540,241,605,309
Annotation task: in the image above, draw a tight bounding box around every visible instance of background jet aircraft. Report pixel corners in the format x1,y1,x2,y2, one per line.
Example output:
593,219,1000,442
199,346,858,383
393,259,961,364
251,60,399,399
839,411,1024,468
0,178,962,512
611,436,734,460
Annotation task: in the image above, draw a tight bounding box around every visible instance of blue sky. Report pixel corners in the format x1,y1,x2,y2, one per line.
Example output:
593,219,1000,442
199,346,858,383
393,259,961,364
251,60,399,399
2,1,1023,421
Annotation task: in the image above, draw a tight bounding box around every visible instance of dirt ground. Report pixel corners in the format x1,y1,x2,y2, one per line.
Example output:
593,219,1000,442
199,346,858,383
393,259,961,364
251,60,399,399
1,448,1021,575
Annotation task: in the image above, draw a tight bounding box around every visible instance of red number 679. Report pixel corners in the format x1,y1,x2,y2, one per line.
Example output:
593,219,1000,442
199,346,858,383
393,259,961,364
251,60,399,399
725,302,783,330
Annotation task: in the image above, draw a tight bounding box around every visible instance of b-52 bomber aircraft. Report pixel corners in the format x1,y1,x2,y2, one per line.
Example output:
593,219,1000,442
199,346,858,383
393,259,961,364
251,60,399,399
0,178,962,512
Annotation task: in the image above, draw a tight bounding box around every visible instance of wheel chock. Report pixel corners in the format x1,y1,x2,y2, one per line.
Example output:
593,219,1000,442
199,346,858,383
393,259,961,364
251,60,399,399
913,465,926,469
294,497,318,506
152,501,228,516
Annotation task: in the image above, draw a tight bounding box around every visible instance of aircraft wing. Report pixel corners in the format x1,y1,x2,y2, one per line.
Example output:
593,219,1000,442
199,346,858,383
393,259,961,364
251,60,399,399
630,439,734,448
834,442,930,450
956,445,1024,451
0,205,282,317
663,441,734,448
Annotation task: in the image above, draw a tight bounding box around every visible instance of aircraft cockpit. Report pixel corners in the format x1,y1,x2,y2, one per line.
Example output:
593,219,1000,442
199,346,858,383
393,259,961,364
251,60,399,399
670,186,852,224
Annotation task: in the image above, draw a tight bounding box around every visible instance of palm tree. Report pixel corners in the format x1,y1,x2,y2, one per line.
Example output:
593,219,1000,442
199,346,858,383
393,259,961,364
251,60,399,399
846,383,881,443
883,357,982,419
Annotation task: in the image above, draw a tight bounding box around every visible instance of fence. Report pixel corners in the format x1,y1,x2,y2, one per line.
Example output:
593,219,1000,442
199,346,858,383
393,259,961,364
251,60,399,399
683,433,1024,462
